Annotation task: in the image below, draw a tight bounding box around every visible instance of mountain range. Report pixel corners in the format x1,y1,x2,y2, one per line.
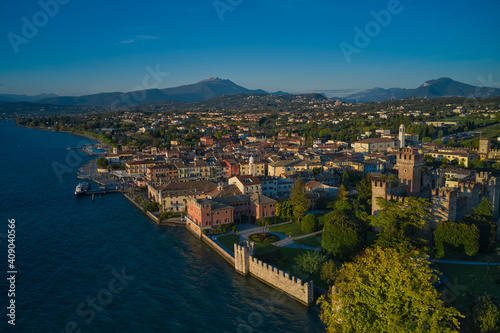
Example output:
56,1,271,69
31,77,277,106
1,77,500,106
338,77,500,103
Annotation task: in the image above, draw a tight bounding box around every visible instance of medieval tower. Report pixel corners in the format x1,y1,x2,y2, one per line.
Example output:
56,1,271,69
399,124,406,148
479,138,491,160
397,148,424,196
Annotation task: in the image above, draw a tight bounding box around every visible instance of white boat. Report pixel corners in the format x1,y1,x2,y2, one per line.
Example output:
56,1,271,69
75,182,90,196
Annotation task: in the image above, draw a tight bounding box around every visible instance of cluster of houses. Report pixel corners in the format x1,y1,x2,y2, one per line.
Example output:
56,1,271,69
103,122,499,233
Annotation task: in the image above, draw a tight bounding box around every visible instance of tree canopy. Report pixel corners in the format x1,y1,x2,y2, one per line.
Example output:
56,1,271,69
318,246,463,333
290,178,308,221
434,221,479,258
370,197,432,248
301,213,319,234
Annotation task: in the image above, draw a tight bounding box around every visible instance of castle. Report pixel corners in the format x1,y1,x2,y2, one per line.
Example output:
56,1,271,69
372,148,500,231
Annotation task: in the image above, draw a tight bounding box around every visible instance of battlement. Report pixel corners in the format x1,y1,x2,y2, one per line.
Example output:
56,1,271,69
458,181,480,191
372,179,388,188
431,187,457,198
387,194,405,202
234,242,313,305
250,257,309,287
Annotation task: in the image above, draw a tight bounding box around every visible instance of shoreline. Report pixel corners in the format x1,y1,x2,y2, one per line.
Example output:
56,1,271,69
15,122,107,145
60,130,104,144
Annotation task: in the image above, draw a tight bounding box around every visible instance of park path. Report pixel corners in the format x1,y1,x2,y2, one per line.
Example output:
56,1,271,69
236,223,322,251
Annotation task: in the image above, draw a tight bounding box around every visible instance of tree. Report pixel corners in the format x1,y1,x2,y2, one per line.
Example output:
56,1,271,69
463,214,497,253
320,260,337,285
276,201,292,222
322,215,362,259
336,184,348,202
474,197,494,218
471,296,500,333
317,246,463,333
316,196,333,210
434,221,479,258
341,171,349,188
290,178,308,221
97,157,109,169
355,178,372,206
295,251,325,275
370,197,432,248
301,213,319,234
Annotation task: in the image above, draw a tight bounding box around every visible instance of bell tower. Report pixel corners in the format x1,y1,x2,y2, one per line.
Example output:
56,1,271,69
397,148,424,196
399,124,405,148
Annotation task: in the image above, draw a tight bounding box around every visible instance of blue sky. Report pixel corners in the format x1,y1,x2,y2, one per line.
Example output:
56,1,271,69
1,0,499,95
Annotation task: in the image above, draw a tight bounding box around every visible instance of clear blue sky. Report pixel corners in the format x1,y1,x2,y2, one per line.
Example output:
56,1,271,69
1,0,499,95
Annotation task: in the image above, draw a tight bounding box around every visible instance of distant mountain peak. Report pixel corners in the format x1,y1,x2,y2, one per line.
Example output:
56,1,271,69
200,77,223,82
421,77,453,87
340,77,500,103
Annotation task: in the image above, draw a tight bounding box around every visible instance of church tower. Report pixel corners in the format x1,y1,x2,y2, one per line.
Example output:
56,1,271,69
399,124,406,148
397,148,424,196
249,155,255,177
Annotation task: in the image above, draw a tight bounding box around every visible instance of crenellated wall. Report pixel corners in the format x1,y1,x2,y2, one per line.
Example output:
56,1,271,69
234,242,314,306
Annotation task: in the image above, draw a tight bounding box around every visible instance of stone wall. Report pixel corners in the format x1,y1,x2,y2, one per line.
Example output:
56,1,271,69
234,242,314,306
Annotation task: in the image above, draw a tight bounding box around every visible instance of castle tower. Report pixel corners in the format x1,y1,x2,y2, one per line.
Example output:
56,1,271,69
371,179,392,215
399,124,406,148
234,241,255,275
479,138,491,160
397,148,424,196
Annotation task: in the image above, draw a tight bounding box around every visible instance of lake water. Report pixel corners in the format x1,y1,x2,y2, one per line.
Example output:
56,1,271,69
0,120,324,332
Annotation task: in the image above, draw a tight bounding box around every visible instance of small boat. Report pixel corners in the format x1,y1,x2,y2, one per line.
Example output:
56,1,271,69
75,182,90,196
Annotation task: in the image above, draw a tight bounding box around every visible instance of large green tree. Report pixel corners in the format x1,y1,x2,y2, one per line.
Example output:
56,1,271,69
434,221,479,258
318,246,463,333
290,178,308,221
370,197,432,248
301,213,319,234
471,296,500,333
276,200,292,222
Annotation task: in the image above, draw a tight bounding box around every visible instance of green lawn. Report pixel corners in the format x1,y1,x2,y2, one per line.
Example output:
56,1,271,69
434,263,500,311
218,234,241,251
269,213,328,237
269,222,306,237
296,235,322,248
254,245,335,290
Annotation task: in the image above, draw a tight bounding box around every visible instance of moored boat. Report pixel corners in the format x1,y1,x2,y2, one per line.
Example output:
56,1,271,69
75,182,90,196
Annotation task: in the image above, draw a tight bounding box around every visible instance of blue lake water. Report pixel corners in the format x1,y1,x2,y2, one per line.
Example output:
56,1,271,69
0,120,324,332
